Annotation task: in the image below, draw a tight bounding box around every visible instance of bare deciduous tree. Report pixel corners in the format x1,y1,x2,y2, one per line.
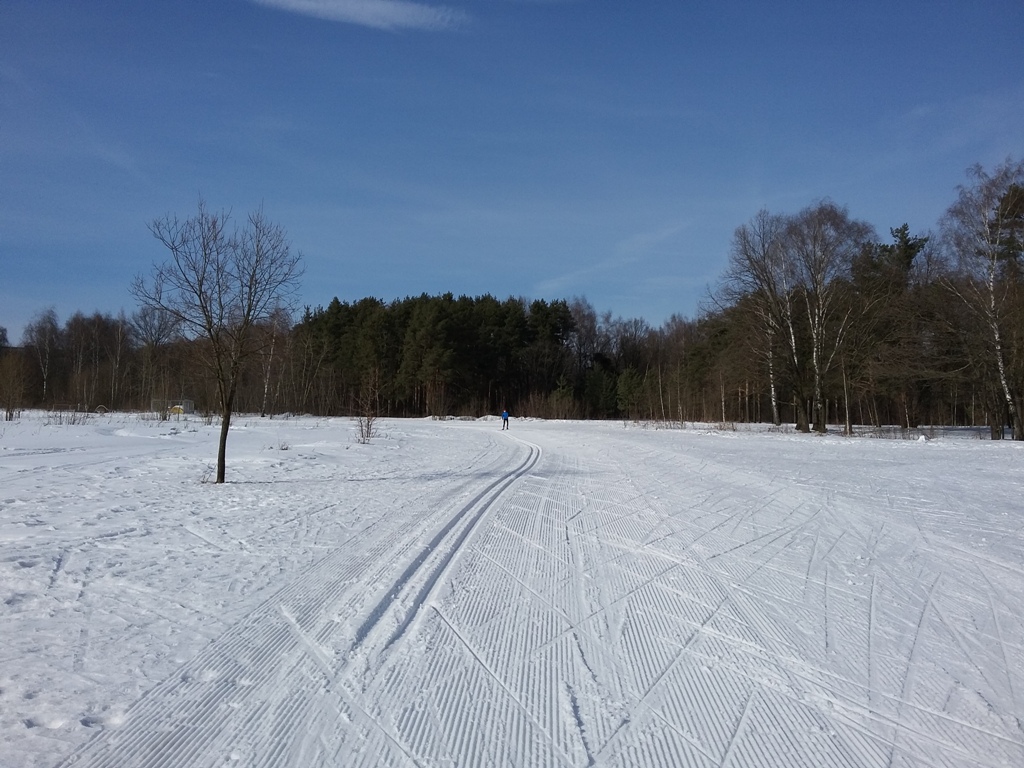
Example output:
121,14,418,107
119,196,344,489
942,158,1024,439
132,305,180,408
256,307,291,418
720,209,809,430
22,308,60,403
132,200,303,482
786,202,876,433
718,204,875,432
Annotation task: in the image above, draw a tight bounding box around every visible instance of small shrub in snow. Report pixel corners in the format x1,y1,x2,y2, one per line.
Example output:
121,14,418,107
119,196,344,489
46,407,90,426
356,414,378,444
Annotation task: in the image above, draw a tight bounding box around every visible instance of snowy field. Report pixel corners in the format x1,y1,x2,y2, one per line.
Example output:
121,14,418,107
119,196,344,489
2,412,1023,768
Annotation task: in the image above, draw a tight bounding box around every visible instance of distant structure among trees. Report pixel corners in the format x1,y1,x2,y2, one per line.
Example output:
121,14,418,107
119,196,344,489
2,159,1022,438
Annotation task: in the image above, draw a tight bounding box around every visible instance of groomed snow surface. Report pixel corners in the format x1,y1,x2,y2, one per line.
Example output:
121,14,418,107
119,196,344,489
2,413,1022,768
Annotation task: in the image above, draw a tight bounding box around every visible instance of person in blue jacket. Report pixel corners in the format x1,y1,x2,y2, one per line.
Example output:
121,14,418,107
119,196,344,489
501,409,509,430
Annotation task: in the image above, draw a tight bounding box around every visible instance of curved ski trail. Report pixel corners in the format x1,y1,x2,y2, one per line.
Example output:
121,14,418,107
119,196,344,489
56,435,538,768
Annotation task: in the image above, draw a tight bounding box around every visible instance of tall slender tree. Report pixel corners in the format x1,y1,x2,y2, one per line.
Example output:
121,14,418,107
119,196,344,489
786,202,876,432
942,158,1024,439
720,209,810,430
22,308,61,403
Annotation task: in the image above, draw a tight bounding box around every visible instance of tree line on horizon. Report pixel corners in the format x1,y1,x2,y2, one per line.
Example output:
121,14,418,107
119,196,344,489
1,158,1021,438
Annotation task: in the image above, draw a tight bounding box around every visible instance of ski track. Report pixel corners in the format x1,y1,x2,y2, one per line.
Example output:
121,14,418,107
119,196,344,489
2,418,1022,767
48,429,539,768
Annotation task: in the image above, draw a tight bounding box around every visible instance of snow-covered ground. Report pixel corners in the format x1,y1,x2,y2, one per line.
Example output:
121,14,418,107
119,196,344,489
2,412,1022,768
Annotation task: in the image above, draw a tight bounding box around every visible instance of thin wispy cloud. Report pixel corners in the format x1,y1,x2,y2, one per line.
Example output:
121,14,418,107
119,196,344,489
249,0,467,31
614,220,690,256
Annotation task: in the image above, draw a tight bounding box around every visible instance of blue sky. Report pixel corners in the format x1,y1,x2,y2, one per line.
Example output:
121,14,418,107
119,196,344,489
2,0,1022,342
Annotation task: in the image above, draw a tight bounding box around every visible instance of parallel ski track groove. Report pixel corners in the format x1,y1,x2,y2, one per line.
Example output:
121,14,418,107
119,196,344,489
56,434,533,768
371,441,540,651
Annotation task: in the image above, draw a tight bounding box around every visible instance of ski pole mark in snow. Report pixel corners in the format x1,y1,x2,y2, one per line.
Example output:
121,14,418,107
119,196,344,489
565,680,597,767
720,690,758,768
278,604,334,677
182,524,228,552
